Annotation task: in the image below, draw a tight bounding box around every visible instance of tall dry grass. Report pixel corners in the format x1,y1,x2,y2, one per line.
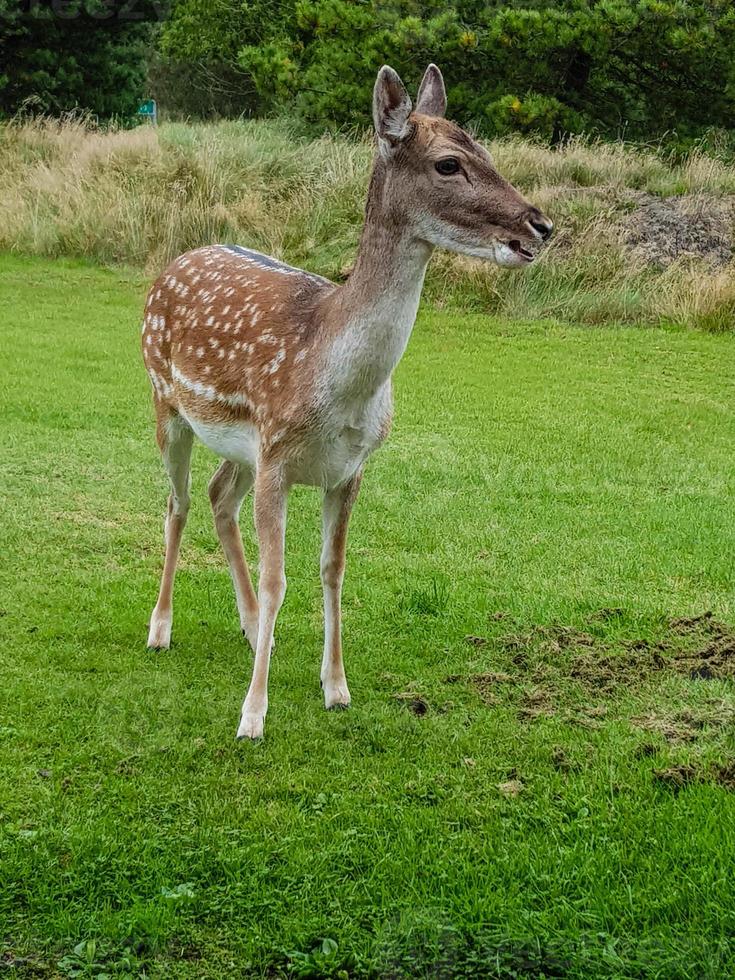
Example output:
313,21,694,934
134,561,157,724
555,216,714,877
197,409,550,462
1,116,734,330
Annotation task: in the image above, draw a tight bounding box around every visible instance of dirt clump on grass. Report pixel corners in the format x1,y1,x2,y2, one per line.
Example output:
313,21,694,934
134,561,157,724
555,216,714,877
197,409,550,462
466,672,513,706
551,745,579,771
498,778,525,797
569,613,735,688
517,687,556,721
632,712,701,743
393,692,430,716
667,614,735,679
714,762,735,791
450,612,734,725
669,612,716,631
652,759,735,793
502,624,597,657
632,700,735,746
497,620,663,690
570,648,666,690
653,764,701,792
569,704,608,730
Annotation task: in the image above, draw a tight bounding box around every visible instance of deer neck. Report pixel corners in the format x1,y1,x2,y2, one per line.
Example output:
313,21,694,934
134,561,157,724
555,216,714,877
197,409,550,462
323,163,432,404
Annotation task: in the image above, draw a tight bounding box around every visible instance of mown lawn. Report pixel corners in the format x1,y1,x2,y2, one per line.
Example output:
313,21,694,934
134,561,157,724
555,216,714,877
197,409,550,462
1,253,735,979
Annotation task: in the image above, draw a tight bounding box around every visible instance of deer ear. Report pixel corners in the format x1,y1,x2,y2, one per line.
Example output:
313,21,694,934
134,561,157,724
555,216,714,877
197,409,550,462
373,65,412,145
415,63,446,118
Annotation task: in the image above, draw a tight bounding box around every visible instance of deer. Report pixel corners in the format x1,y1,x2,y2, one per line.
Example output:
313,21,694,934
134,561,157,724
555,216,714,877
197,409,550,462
141,64,553,740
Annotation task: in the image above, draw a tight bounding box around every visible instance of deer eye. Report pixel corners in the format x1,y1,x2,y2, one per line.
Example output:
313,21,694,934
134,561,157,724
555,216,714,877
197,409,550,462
435,157,461,176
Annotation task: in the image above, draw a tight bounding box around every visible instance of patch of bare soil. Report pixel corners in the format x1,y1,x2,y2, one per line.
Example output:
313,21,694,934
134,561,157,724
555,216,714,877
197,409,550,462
502,624,597,658
551,745,578,771
714,762,735,791
454,672,513,707
517,688,557,721
570,648,666,690
622,192,735,267
653,764,700,792
498,620,661,690
670,612,716,631
653,759,735,793
446,612,734,731
667,614,735,679
569,613,735,688
0,952,50,976
544,185,735,267
632,710,707,743
498,778,525,797
393,692,429,716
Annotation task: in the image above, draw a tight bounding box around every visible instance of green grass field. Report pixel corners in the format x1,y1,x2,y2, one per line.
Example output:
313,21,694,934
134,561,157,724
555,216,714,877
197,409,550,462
2,254,735,979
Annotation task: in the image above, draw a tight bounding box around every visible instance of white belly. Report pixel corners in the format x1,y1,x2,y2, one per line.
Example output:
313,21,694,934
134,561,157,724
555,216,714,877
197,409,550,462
182,414,260,468
180,389,388,489
286,426,377,488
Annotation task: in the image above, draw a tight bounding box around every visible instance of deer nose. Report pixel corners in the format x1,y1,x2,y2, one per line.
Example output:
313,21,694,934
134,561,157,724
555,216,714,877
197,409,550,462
527,211,553,241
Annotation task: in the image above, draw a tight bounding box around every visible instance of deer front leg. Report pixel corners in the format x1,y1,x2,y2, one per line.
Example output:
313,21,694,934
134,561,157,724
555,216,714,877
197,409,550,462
236,464,287,740
320,471,362,709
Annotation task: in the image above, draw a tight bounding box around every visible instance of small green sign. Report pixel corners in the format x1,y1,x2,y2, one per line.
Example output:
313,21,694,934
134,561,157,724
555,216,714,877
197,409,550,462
136,99,157,125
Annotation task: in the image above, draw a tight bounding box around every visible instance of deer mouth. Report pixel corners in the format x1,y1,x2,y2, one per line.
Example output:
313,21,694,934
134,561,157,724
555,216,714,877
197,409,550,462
507,240,535,262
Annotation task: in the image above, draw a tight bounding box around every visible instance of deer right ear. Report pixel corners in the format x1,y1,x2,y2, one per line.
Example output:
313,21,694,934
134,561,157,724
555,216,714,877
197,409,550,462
415,64,447,118
373,66,412,148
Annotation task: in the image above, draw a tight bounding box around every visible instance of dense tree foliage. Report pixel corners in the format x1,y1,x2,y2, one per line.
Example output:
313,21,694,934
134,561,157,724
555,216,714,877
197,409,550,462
3,0,734,138
159,0,735,142
0,0,156,118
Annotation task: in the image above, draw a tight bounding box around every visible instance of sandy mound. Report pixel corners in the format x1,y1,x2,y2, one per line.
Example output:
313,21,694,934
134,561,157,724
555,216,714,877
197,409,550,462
623,191,735,267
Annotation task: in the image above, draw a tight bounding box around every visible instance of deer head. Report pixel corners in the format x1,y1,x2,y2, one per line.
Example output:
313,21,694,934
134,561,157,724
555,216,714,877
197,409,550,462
372,64,553,267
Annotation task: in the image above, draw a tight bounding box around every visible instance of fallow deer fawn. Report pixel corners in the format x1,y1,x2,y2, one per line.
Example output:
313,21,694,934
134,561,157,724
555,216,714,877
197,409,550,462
142,64,553,739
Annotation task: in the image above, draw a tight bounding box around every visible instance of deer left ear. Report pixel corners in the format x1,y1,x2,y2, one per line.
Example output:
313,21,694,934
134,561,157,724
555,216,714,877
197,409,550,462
373,65,413,146
415,63,447,118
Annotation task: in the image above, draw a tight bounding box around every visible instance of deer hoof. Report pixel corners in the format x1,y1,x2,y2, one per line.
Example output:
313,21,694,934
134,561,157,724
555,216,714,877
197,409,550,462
236,712,265,740
323,682,351,710
147,612,171,650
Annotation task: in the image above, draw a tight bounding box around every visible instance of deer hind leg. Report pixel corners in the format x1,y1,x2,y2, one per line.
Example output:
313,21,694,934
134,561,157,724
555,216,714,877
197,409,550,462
208,460,260,651
320,471,362,709
237,464,287,740
147,409,194,650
